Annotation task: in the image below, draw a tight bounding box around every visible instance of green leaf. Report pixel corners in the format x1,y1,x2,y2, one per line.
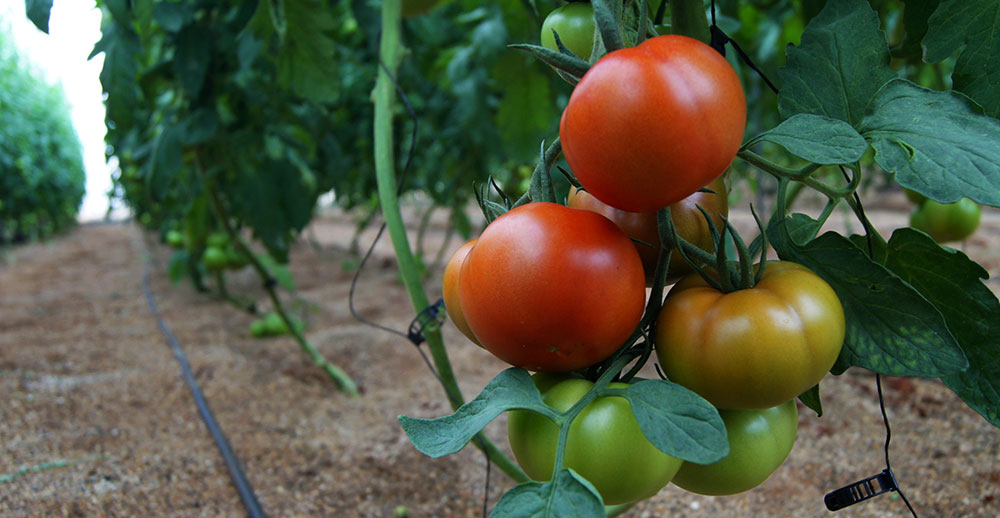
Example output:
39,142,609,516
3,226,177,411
493,54,558,164
399,368,554,458
924,0,1000,117
276,0,339,103
174,24,212,97
744,114,868,164
884,228,1000,427
613,380,728,464
491,469,605,518
257,253,296,292
892,0,941,60
168,250,190,284
25,0,52,33
508,43,590,80
769,219,968,377
148,124,184,202
181,109,219,146
858,79,1000,207
778,0,896,125
797,384,823,417
152,2,193,32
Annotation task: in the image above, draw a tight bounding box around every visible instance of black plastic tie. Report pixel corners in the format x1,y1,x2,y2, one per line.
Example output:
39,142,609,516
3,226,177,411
825,469,899,511
407,298,446,346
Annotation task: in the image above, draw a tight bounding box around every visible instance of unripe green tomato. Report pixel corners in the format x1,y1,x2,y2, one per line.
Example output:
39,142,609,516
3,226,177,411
508,378,683,505
671,400,798,495
202,246,229,271
166,230,185,249
909,198,981,243
249,319,269,338
263,312,289,335
226,245,248,269
206,231,229,249
540,2,596,61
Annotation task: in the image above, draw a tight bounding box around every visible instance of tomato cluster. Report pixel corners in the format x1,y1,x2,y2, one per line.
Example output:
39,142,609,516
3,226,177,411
437,8,847,506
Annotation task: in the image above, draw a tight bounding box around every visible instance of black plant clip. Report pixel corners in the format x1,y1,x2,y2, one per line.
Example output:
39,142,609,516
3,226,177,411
825,469,900,511
407,298,446,346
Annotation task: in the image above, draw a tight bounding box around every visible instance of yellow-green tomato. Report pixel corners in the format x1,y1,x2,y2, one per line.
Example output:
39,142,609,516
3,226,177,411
656,261,845,410
672,400,798,495
540,2,596,61
507,378,683,505
909,198,981,243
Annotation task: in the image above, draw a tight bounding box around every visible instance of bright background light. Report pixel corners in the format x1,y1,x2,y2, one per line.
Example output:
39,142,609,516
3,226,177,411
4,0,110,222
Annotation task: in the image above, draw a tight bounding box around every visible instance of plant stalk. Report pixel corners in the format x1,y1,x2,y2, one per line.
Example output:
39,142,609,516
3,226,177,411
374,0,527,483
670,0,711,44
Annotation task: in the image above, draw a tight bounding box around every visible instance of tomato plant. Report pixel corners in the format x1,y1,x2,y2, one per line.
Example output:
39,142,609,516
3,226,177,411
909,198,981,243
672,400,798,495
560,34,746,213
442,239,479,345
656,261,845,410
540,2,597,61
507,378,683,505
458,202,646,372
566,175,728,284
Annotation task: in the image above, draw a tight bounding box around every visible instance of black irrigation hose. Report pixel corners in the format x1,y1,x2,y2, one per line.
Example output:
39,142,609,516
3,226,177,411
142,267,267,518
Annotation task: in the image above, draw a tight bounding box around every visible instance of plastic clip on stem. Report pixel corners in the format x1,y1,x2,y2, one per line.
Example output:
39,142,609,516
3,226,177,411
825,469,900,511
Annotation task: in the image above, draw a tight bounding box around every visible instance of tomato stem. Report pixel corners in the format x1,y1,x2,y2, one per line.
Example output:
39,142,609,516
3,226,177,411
374,0,528,483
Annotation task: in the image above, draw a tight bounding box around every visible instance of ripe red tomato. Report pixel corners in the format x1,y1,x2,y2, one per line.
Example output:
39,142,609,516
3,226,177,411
442,240,480,346
566,175,728,285
508,378,683,505
560,35,746,213
655,261,845,410
671,400,798,495
458,202,646,372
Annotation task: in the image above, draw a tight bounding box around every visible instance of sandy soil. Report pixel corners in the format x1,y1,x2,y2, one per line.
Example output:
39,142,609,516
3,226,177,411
1,195,999,518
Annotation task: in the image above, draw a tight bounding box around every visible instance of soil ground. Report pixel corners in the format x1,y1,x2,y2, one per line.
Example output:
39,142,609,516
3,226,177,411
1,192,999,518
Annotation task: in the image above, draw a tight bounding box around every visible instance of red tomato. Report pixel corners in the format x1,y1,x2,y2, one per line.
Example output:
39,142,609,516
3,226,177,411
566,175,728,285
560,35,746,212
458,202,646,372
442,240,480,345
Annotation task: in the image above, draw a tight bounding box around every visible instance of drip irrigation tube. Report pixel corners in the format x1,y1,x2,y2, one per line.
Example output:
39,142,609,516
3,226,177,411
142,267,267,518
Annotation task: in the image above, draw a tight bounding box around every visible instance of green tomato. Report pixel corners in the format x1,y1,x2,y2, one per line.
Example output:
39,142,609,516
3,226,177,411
903,188,926,205
202,246,229,271
671,400,798,496
225,245,249,269
249,319,269,338
909,198,981,243
540,3,596,61
263,312,289,335
206,231,229,249
166,230,185,249
507,378,683,505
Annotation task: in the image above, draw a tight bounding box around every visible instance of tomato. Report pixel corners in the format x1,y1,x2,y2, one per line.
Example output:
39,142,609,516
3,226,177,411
441,240,480,345
458,202,645,372
166,230,185,249
672,400,798,495
249,319,268,338
655,261,845,410
909,198,981,243
263,312,289,335
508,378,683,505
540,2,596,61
566,175,729,285
225,245,249,269
560,35,746,213
206,231,229,249
202,246,229,271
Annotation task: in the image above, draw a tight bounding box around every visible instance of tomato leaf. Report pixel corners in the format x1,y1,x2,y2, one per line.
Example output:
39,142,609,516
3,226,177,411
744,114,867,165
275,0,340,103
769,218,969,377
923,0,1000,118
883,228,1000,427
167,250,191,284
491,468,605,518
398,368,555,458
858,79,1000,207
508,43,590,80
152,2,193,33
25,0,52,33
173,23,212,98
798,384,823,417
891,0,940,60
612,380,728,464
777,0,896,126
493,54,558,164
